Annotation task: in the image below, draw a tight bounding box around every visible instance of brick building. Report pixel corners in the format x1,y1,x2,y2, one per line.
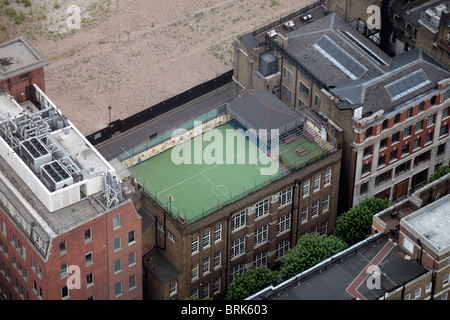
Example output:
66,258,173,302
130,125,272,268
232,5,450,212
0,39,142,300
0,36,47,104
247,174,450,300
133,90,342,299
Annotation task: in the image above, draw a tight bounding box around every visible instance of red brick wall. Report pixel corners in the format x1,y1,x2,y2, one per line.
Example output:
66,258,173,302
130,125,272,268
0,67,45,104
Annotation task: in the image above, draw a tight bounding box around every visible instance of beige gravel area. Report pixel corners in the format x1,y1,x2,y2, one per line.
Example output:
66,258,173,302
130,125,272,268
0,0,313,135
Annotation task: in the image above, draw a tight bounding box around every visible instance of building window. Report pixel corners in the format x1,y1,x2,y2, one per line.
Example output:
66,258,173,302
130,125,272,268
378,155,386,167
255,199,269,219
128,230,135,244
128,252,136,266
300,82,309,97
443,107,449,119
406,107,413,118
114,259,122,273
60,263,68,278
254,225,269,247
395,161,411,177
213,277,221,295
277,213,291,235
203,230,211,249
360,182,368,195
230,264,245,283
390,149,398,162
275,240,290,260
322,195,330,213
380,138,388,149
443,274,449,287
113,215,121,229
169,281,178,297
418,101,425,112
324,168,332,186
231,211,246,232
427,114,435,127
414,150,430,167
202,257,210,275
392,132,400,143
320,221,328,236
437,143,446,156
114,237,121,251
164,231,174,245
413,137,421,150
375,170,392,186
315,95,321,107
85,251,93,266
191,263,199,282
362,162,371,175
301,206,308,223
404,126,411,138
313,174,321,192
191,236,199,255
86,273,94,287
414,288,422,300
382,119,389,130
302,180,310,198
363,145,372,157
394,113,401,124
114,282,122,297
84,229,92,243
311,200,319,218
425,132,433,144
282,85,291,102
61,285,69,299
415,120,423,133
253,251,268,267
214,251,222,270
440,123,449,137
366,126,373,138
283,67,293,83
59,241,67,255
231,237,245,259
278,187,292,208
214,224,222,243
402,143,410,156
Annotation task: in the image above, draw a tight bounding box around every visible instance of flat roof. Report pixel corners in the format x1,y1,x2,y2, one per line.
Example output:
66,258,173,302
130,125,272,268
0,36,48,80
401,194,450,253
251,235,428,300
130,123,286,224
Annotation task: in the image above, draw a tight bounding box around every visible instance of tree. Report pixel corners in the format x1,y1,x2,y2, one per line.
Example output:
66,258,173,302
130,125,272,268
428,165,450,184
333,197,390,246
226,266,279,300
280,232,347,280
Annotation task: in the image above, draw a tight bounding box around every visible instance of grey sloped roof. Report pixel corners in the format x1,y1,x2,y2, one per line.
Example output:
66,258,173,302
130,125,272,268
227,89,304,136
283,13,390,87
332,48,450,114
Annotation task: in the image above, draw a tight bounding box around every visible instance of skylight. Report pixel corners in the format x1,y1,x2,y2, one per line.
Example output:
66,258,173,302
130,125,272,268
313,35,368,80
384,69,431,101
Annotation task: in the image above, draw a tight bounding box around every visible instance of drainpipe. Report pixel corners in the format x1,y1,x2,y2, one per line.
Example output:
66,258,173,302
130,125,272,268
417,238,423,265
224,216,231,289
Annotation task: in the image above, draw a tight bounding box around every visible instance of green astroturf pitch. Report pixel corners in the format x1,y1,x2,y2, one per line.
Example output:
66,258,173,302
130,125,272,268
129,123,286,223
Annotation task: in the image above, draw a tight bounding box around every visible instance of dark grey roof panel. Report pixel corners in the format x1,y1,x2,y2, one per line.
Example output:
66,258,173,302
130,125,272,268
385,69,430,101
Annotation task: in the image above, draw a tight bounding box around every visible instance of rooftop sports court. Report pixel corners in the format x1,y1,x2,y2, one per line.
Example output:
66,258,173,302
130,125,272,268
130,123,286,223
129,120,334,223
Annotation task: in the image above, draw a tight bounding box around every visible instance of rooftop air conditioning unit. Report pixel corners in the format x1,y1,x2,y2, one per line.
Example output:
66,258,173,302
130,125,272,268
431,15,441,28
424,8,436,21
435,4,447,17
